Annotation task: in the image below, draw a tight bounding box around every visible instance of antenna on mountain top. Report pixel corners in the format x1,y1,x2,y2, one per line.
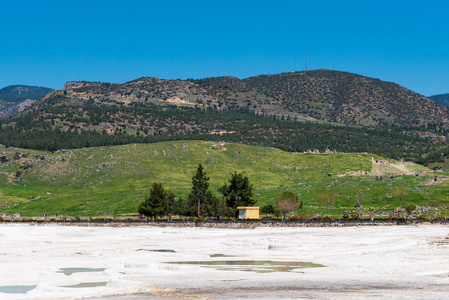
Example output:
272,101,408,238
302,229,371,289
305,53,308,71
294,58,296,72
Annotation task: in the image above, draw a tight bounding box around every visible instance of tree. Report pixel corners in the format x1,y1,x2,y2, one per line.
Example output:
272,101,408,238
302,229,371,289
138,182,169,220
219,171,255,217
354,189,368,216
393,187,408,216
261,204,276,217
187,164,219,217
276,191,302,221
318,189,337,214
166,191,176,217
405,203,416,218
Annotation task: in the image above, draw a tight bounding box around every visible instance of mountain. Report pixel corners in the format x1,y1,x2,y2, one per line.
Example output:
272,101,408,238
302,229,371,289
428,93,449,108
1,70,448,163
0,85,53,102
0,85,53,119
32,69,449,127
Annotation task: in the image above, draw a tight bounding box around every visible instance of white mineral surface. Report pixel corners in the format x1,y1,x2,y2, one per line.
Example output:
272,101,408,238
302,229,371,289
1,224,449,299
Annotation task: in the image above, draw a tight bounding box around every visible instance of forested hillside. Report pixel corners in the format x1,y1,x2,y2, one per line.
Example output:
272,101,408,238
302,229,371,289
1,71,449,165
0,85,53,102
429,93,449,108
31,70,449,128
0,85,53,119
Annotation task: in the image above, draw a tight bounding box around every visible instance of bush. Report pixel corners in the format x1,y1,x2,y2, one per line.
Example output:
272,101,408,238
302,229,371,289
416,215,429,221
373,216,390,221
351,213,359,221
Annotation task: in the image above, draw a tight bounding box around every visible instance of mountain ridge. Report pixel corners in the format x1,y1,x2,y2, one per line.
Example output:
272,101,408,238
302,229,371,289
32,70,448,128
428,93,449,108
0,85,53,119
2,70,449,163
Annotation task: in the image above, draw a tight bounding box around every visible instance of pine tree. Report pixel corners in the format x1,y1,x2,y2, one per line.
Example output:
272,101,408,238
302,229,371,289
219,172,255,217
138,182,169,220
187,164,218,218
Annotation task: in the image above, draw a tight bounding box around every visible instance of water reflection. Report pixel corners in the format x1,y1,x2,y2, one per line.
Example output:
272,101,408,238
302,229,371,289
57,268,106,276
166,260,324,273
62,282,108,288
0,285,37,294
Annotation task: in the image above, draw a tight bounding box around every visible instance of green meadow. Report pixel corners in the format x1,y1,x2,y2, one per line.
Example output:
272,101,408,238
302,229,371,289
0,141,447,217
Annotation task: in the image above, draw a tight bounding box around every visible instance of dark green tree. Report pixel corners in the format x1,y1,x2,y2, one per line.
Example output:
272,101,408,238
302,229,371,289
187,164,219,217
260,204,276,217
170,197,189,216
219,171,255,217
138,182,169,220
166,191,176,217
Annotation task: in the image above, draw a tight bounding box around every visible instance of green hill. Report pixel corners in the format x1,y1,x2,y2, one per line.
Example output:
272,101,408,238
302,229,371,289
1,141,444,217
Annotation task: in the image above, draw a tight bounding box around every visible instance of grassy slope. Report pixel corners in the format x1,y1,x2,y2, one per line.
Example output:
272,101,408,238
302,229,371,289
0,141,444,217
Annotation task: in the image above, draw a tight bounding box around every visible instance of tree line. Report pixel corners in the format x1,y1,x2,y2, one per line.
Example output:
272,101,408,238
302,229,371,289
138,164,257,219
138,166,417,221
0,103,444,165
138,164,312,221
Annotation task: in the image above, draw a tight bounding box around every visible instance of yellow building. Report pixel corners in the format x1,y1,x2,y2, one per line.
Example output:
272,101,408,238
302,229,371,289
237,206,260,219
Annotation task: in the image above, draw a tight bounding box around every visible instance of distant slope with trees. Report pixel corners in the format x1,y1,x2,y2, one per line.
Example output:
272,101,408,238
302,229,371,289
428,93,449,108
27,70,449,128
0,85,53,119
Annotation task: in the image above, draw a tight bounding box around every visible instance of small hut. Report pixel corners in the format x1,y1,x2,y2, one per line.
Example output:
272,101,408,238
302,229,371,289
237,206,260,219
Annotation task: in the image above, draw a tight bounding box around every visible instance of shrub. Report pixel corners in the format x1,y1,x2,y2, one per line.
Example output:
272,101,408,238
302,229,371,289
416,215,429,221
351,213,359,221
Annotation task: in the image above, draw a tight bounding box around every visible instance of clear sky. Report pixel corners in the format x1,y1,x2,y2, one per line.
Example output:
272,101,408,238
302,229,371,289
1,0,448,96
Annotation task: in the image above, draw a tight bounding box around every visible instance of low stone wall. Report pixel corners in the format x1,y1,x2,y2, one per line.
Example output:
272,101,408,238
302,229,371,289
0,219,445,228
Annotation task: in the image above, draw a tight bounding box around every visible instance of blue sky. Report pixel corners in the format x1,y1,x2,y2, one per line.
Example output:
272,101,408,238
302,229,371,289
1,0,448,96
